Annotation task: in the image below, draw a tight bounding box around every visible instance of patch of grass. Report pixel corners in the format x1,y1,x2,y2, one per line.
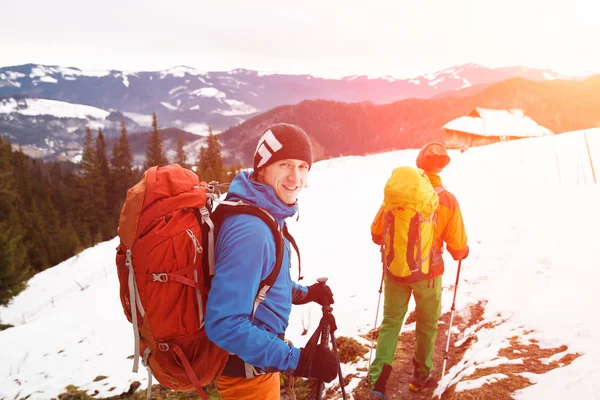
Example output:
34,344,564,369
324,373,356,399
336,336,368,364
0,323,14,331
437,305,580,399
57,382,217,399
59,372,367,400
58,385,96,400
351,377,372,400
286,376,317,400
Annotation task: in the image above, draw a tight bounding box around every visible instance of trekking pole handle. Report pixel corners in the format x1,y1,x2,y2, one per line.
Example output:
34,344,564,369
317,277,334,308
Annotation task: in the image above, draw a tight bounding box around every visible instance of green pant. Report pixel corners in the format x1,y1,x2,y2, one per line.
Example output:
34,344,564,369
369,275,442,387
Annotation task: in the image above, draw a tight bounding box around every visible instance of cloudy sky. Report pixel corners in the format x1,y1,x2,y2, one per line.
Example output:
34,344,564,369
2,0,599,78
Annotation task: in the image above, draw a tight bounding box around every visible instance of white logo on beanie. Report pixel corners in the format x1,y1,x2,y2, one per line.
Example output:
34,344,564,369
255,129,283,169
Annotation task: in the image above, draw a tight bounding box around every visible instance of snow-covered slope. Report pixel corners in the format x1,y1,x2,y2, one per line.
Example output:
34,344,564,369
0,98,110,120
1,128,599,399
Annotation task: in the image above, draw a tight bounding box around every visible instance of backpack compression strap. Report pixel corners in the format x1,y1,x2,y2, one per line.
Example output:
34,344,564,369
283,224,303,281
210,202,285,319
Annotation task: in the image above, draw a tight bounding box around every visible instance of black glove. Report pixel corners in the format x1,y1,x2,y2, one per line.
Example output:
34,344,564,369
296,282,334,306
293,344,338,383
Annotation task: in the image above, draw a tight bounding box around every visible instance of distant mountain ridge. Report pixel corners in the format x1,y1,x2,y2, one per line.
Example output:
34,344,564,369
219,75,600,165
0,62,572,163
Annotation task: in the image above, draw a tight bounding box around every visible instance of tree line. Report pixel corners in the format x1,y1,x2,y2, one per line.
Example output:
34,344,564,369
0,113,241,308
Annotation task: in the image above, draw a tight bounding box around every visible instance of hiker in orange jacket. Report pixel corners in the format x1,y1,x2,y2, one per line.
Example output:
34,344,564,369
368,142,468,399
418,143,469,279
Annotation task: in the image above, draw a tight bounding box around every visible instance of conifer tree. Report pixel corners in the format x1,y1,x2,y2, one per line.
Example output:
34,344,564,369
195,146,207,180
95,129,113,238
145,113,168,169
12,149,50,271
0,138,30,306
43,159,80,263
111,120,135,215
0,136,106,305
196,146,207,170
204,126,225,182
175,136,188,169
76,127,95,245
40,195,61,265
226,161,244,182
56,219,83,259
96,129,110,185
77,127,106,243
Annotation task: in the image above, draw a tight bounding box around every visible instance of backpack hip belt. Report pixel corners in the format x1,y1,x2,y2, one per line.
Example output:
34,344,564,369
222,333,287,378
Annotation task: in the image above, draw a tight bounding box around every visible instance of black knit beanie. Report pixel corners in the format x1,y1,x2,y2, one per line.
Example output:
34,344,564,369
253,123,313,171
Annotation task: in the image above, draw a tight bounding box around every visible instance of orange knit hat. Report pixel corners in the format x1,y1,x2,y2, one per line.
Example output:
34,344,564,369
416,142,450,171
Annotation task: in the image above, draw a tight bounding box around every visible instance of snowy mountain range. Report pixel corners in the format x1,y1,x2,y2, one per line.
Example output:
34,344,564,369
0,63,569,163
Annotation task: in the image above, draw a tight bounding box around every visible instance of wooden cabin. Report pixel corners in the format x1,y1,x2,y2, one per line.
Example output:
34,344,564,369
444,108,553,149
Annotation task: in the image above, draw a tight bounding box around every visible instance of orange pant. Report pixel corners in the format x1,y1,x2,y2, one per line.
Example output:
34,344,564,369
215,372,280,400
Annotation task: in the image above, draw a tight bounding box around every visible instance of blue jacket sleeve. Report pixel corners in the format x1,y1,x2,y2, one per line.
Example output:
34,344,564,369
205,214,302,371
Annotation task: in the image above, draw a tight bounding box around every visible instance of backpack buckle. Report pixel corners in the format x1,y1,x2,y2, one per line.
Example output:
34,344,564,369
200,207,210,219
152,273,168,282
158,343,170,352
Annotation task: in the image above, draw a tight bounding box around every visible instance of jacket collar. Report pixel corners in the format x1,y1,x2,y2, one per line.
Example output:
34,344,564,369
425,172,443,188
225,171,298,223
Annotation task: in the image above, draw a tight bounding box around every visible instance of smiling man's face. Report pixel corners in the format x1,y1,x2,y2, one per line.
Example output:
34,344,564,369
256,158,309,205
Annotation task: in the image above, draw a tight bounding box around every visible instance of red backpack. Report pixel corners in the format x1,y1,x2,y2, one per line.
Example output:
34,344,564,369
115,164,292,399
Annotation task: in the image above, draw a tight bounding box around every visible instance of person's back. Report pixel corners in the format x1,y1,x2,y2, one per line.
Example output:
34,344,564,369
368,142,468,400
425,171,469,277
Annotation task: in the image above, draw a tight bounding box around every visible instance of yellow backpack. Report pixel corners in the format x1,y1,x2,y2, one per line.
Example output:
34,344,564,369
371,167,439,279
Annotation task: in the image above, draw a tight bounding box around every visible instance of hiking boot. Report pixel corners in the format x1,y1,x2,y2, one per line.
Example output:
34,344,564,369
368,364,391,400
368,390,388,400
408,373,433,392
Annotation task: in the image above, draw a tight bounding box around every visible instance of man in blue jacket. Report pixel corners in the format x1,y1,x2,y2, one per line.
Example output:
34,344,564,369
205,123,338,399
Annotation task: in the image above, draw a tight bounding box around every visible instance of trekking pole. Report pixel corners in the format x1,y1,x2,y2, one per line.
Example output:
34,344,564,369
441,259,463,379
328,316,347,400
368,251,385,367
316,278,331,400
315,277,347,400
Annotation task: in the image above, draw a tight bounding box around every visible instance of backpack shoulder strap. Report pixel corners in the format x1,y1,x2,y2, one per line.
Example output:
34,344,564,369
210,202,285,318
283,223,303,281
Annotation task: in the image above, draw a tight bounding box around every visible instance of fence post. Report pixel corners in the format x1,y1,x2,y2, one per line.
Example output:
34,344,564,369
578,148,587,186
584,133,597,184
552,134,561,183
